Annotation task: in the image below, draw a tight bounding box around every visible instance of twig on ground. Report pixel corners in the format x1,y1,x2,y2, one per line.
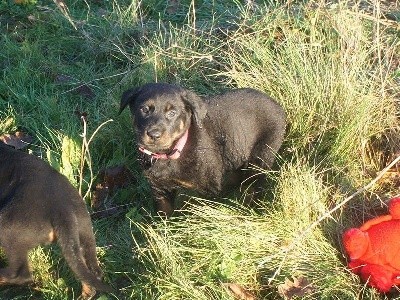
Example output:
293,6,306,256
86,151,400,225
52,0,77,30
78,117,114,200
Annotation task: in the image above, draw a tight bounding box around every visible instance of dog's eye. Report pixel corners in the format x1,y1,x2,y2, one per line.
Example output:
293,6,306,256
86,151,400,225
140,106,151,115
166,109,177,119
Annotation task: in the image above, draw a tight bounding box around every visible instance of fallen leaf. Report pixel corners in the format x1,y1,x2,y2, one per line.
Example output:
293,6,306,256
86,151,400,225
27,15,37,22
378,169,400,188
74,110,88,124
91,183,109,210
277,276,315,300
91,165,135,209
73,84,95,100
0,131,33,149
54,74,74,83
101,165,134,191
167,0,180,14
223,283,256,300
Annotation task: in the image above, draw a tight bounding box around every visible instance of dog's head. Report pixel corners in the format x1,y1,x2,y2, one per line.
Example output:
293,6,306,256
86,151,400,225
119,83,207,154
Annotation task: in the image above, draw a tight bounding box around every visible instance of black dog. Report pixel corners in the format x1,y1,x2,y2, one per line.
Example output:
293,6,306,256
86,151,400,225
0,142,112,298
120,83,286,215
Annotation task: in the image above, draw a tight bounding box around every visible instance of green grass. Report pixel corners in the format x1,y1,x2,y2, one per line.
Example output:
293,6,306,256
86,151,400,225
1,0,400,299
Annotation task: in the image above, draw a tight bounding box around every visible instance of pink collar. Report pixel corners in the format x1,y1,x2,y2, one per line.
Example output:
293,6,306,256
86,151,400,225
139,129,189,160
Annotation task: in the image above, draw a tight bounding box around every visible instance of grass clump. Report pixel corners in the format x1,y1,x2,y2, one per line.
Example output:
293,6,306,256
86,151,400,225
216,4,398,179
129,159,369,299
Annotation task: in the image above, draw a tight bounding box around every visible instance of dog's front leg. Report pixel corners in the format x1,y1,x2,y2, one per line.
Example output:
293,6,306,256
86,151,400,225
152,187,176,216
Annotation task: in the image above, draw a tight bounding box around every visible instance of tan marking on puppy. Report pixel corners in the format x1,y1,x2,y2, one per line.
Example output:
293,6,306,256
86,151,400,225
174,179,195,189
165,103,173,111
168,120,186,142
179,120,184,131
81,282,96,299
48,229,56,243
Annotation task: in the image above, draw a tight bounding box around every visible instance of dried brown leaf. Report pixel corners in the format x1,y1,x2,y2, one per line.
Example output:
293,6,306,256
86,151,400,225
277,276,315,300
91,165,135,210
74,84,95,100
378,169,400,188
27,15,37,22
167,0,180,14
100,165,134,191
54,74,74,83
223,283,256,300
91,183,109,210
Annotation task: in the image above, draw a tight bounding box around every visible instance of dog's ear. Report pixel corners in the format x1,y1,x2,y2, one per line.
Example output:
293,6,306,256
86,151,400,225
119,87,142,115
180,89,207,128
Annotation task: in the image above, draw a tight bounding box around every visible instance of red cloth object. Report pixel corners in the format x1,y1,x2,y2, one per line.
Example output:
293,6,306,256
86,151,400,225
343,197,400,292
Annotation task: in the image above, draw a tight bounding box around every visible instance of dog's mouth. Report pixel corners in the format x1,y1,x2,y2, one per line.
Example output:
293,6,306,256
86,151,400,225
136,118,191,157
139,139,172,153
138,130,186,154
137,132,188,160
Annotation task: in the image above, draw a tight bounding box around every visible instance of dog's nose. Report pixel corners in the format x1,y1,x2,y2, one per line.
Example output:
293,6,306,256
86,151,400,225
147,129,162,141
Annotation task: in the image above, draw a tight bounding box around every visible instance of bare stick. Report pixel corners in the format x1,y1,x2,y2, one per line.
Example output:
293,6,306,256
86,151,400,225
78,115,87,196
79,119,114,201
52,0,77,30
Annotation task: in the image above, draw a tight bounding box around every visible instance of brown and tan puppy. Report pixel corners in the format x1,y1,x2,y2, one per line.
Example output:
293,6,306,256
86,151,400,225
120,83,286,215
0,142,112,298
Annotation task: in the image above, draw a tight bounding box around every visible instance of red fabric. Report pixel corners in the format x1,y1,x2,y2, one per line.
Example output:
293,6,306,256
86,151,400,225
343,197,400,293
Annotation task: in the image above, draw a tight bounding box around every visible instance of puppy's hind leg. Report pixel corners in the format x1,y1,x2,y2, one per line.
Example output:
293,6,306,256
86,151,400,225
245,131,285,202
252,130,285,171
78,229,106,300
78,219,104,281
55,214,112,298
151,185,176,216
0,244,33,285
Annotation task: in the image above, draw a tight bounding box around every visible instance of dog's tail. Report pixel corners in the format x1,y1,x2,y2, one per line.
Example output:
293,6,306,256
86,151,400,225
54,214,113,294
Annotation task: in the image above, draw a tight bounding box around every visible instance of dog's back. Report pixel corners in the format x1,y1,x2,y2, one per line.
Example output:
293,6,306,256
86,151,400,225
0,142,85,242
0,142,111,297
204,88,286,169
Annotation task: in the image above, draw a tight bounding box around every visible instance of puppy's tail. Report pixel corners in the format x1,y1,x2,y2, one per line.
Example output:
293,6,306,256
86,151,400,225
55,214,113,294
